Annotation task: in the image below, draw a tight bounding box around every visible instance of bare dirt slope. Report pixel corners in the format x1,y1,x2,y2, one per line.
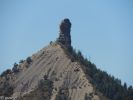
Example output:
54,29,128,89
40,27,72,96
12,43,107,100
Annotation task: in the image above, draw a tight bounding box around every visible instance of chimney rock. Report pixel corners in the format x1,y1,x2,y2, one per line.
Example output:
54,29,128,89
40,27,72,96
57,18,71,48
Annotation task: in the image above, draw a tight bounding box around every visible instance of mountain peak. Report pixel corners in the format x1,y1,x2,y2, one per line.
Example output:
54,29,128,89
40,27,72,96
0,19,133,100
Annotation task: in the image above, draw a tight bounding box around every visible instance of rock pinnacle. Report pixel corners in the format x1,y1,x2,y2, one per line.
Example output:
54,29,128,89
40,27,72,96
57,18,71,48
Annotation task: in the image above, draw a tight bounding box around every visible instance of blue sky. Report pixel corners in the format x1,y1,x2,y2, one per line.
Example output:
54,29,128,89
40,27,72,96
0,0,133,86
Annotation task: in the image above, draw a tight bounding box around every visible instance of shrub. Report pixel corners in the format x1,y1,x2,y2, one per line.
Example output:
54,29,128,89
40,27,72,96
55,88,70,100
12,63,19,73
37,76,53,100
50,41,53,45
19,60,24,63
0,69,12,77
0,81,14,96
26,57,32,64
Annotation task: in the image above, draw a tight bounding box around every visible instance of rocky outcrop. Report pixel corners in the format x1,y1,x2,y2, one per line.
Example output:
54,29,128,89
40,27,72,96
8,43,106,100
57,18,71,48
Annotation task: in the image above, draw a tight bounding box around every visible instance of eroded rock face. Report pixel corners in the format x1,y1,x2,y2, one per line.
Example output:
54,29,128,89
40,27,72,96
12,44,102,100
57,18,71,48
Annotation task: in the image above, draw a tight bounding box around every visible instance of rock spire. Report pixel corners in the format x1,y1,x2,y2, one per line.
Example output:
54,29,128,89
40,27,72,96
57,18,71,48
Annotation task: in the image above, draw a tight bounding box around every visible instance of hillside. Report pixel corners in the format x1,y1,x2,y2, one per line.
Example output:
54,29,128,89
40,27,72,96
0,18,133,100
0,43,108,100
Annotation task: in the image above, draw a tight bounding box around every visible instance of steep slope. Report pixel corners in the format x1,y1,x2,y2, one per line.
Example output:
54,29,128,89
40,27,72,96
0,18,108,100
1,18,132,100
10,43,106,100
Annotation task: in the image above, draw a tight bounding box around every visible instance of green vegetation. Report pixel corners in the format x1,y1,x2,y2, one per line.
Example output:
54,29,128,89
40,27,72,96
63,45,133,100
0,69,12,77
19,59,24,64
26,57,32,64
55,88,70,100
37,76,53,100
12,62,19,73
21,75,53,100
0,82,13,97
84,93,92,100
0,69,14,97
